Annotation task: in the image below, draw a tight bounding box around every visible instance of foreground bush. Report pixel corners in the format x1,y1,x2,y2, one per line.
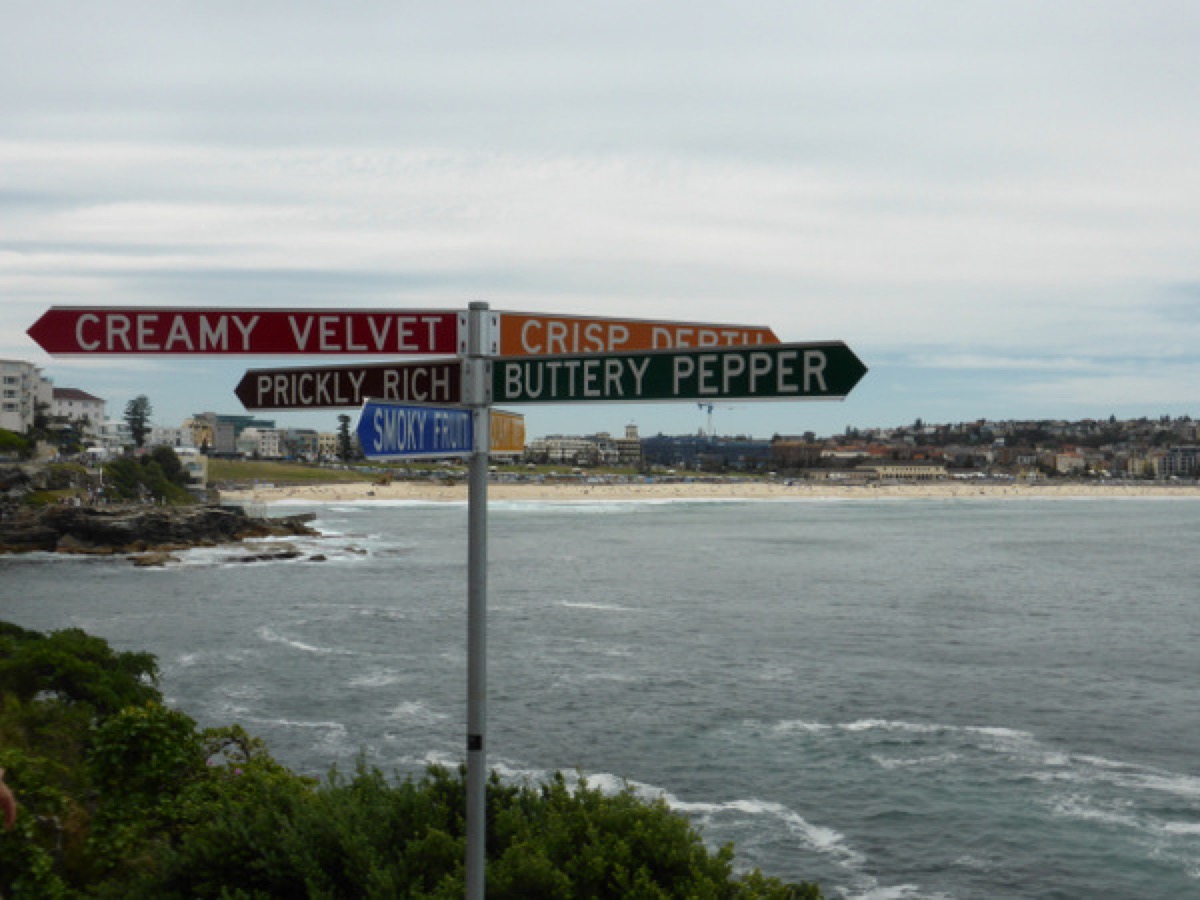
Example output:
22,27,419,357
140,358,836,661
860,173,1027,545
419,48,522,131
1,622,820,898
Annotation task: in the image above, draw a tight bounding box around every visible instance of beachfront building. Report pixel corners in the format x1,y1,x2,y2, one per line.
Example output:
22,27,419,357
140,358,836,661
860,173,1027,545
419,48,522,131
176,447,209,495
614,425,642,468
862,461,949,481
148,425,191,449
92,419,133,453
186,412,276,456
640,433,772,472
1053,452,1087,475
523,429,637,467
280,428,320,461
50,388,106,440
1162,446,1200,479
525,435,605,466
771,437,825,470
0,359,54,434
317,431,340,460
237,427,283,459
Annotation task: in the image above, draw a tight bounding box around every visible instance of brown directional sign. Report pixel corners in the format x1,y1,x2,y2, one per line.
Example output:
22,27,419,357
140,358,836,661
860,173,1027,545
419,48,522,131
235,360,462,411
27,307,462,355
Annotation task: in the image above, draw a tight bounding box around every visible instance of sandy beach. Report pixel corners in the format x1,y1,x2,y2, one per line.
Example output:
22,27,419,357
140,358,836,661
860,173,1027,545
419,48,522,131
218,479,1200,505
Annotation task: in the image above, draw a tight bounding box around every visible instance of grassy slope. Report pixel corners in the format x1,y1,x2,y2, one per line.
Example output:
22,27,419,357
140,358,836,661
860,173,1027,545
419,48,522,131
207,459,376,487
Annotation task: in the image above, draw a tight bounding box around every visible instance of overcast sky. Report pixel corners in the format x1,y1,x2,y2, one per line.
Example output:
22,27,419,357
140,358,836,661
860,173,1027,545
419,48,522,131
4,1,1198,440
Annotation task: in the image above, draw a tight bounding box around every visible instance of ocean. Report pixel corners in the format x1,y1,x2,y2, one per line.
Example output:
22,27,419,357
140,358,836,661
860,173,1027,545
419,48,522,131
2,496,1198,899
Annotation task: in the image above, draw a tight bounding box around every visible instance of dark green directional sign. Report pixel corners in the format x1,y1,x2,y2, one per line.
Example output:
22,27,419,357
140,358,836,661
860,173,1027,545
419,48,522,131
492,341,867,404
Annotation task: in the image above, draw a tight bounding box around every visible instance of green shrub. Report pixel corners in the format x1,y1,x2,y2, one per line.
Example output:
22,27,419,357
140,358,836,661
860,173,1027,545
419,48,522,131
1,622,821,899
137,763,818,899
0,623,159,715
102,455,193,505
0,428,31,458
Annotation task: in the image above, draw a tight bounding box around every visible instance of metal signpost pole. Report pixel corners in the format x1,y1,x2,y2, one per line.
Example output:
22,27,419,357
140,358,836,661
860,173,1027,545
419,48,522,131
464,301,492,899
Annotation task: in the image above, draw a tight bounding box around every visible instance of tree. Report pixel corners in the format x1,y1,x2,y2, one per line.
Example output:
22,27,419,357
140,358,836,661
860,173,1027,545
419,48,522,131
32,401,50,433
149,445,189,487
103,454,194,504
337,414,353,461
0,622,159,716
124,395,153,449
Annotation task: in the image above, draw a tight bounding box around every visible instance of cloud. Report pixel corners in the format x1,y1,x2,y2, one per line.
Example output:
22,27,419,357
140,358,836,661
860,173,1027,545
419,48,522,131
3,3,1199,434
1012,370,1200,409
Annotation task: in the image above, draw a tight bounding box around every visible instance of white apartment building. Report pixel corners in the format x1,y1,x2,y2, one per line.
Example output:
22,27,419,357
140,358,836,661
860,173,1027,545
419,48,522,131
95,420,133,452
148,426,190,449
237,427,283,458
526,435,599,465
0,359,54,433
51,388,107,438
176,447,210,494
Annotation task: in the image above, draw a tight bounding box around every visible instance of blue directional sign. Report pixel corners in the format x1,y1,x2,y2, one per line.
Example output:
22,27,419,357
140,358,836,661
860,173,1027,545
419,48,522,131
356,400,474,459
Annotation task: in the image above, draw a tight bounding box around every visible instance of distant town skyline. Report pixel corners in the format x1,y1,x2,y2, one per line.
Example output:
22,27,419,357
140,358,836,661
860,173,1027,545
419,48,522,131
8,351,1196,446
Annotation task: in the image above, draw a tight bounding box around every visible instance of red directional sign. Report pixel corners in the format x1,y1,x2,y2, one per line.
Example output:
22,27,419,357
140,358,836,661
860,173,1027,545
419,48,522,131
27,307,462,355
235,360,462,411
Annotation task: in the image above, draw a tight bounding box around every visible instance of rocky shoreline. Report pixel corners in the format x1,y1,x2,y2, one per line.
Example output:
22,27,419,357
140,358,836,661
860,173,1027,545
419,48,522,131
0,503,320,565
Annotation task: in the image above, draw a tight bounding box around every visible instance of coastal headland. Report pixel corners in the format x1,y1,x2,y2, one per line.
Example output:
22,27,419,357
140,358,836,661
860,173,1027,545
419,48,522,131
0,503,318,562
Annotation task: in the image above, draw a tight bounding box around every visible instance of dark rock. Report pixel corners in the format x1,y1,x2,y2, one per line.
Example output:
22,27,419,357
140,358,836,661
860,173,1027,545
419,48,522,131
0,503,319,560
130,552,178,567
222,548,305,564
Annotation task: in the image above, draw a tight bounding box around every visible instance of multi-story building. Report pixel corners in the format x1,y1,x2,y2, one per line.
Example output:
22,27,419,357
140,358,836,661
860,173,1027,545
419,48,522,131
614,425,642,469
1162,447,1200,479
175,447,210,495
0,359,53,433
317,431,341,460
50,388,106,438
94,419,133,452
186,412,275,456
862,461,949,481
1054,452,1087,475
770,437,825,469
148,426,191,449
236,427,283,459
280,428,320,461
525,435,602,466
641,434,771,471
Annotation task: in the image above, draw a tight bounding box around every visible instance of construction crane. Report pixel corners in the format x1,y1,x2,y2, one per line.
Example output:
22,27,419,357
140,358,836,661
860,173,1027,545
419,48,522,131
697,403,735,437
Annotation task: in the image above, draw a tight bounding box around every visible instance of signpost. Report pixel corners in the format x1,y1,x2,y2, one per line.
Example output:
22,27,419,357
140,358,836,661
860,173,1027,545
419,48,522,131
27,307,462,355
27,299,865,900
356,401,474,459
498,311,778,356
235,360,462,411
493,342,867,404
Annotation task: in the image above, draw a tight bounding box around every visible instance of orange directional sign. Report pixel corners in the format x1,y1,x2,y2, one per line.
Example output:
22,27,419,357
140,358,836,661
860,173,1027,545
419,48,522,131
27,307,461,355
490,411,526,455
498,312,778,357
